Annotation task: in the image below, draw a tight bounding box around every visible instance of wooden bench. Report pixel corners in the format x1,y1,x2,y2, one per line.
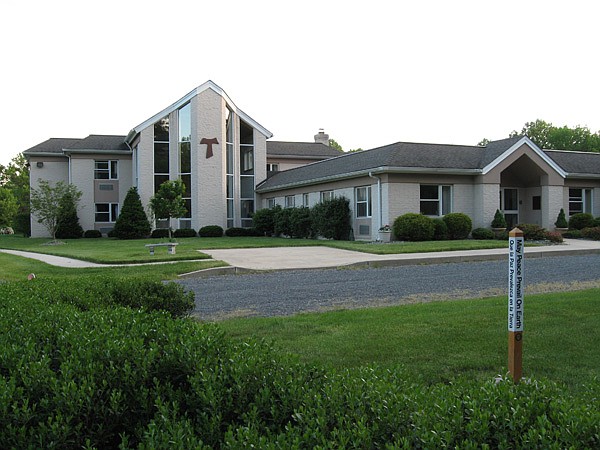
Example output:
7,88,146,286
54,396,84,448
145,242,179,255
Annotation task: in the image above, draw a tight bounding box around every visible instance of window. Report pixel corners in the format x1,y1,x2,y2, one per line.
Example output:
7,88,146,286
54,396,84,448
569,188,593,215
178,103,192,223
355,186,372,218
285,195,295,208
95,203,118,222
532,196,541,211
267,198,275,208
239,120,255,227
226,108,234,228
94,160,118,179
154,116,170,193
320,190,333,202
267,163,279,172
420,185,452,216
302,193,309,207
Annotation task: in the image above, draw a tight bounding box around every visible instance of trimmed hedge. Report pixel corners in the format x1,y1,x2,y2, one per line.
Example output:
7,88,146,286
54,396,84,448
225,227,261,237
83,229,102,238
443,213,472,240
471,227,495,240
517,223,547,241
252,206,280,236
198,225,223,237
569,213,595,230
581,226,600,240
393,213,435,241
0,293,599,448
174,228,198,238
432,218,448,240
150,228,170,238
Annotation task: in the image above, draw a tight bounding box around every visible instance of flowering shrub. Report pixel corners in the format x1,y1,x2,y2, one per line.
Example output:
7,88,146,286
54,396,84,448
0,227,14,235
545,231,564,243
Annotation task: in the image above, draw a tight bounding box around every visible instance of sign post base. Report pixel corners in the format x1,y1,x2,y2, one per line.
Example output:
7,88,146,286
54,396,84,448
508,331,522,383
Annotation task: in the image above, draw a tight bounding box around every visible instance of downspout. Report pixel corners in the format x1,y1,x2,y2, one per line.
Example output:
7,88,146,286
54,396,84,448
368,171,383,232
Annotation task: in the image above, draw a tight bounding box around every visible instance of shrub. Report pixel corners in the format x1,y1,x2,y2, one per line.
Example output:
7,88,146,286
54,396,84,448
0,226,14,235
491,209,507,228
252,206,280,236
563,229,582,239
569,213,595,230
517,223,547,241
471,227,495,240
432,218,448,240
174,228,197,238
443,212,472,240
496,230,509,240
311,197,352,240
545,231,564,243
581,226,600,240
594,217,600,227
112,187,151,239
55,191,84,239
290,206,312,238
83,229,102,238
13,212,31,236
225,227,261,237
392,213,435,241
274,207,293,237
198,225,223,237
554,208,568,228
151,228,170,238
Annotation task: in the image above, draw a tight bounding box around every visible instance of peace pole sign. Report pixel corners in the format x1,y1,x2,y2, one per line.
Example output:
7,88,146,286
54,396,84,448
508,227,524,383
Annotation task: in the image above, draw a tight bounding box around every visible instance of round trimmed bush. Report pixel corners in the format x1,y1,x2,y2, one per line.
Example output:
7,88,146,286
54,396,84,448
392,213,435,241
443,213,472,240
517,223,547,241
432,218,448,240
174,228,197,238
581,226,600,240
471,227,495,240
83,229,102,238
199,225,223,237
563,229,582,239
150,228,170,238
569,213,595,230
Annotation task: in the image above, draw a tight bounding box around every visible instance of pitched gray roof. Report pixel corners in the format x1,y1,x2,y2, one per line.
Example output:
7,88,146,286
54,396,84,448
23,135,129,156
257,139,516,192
544,150,600,176
23,138,81,155
266,141,342,159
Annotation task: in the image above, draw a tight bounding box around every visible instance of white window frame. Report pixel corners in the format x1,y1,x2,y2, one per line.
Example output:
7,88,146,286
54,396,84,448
267,163,279,172
355,186,372,218
285,195,296,208
420,185,452,217
320,190,333,202
267,198,276,208
95,203,119,223
302,193,310,207
94,160,118,180
569,188,593,216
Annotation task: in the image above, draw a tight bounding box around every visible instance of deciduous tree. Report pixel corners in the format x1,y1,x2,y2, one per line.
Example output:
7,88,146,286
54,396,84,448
149,179,187,239
30,180,82,240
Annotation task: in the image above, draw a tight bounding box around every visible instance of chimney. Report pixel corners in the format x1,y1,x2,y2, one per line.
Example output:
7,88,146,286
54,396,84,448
314,128,329,146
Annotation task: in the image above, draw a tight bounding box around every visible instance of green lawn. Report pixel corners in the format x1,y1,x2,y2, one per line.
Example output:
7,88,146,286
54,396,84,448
219,289,600,391
0,235,510,261
0,251,226,282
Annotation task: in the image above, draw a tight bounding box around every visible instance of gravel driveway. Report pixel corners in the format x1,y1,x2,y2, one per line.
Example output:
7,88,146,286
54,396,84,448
178,254,600,320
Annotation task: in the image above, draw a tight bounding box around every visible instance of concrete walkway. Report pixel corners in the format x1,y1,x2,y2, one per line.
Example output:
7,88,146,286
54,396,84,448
2,238,600,272
199,238,600,271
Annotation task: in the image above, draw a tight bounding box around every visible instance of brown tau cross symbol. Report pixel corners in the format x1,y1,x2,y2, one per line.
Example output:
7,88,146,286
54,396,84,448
200,137,219,158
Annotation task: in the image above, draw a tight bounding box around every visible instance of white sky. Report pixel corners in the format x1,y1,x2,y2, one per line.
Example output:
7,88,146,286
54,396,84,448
2,0,599,166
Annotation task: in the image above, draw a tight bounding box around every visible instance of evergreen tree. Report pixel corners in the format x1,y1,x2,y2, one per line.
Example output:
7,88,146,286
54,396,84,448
55,192,84,239
112,187,151,239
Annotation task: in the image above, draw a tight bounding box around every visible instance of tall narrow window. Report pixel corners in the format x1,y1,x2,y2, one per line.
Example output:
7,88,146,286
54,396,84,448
420,185,452,216
226,108,234,228
154,116,170,194
302,193,309,207
569,188,593,215
285,195,295,208
178,103,192,229
320,190,333,202
239,120,254,227
355,186,372,218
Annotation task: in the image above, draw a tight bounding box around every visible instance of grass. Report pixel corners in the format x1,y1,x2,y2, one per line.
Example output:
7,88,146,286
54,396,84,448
0,252,226,282
219,289,600,391
0,235,511,261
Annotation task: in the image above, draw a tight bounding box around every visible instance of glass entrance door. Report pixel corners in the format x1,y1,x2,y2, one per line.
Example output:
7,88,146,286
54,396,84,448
501,188,519,228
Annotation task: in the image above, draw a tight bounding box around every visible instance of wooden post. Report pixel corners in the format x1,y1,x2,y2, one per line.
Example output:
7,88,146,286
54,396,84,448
508,227,524,383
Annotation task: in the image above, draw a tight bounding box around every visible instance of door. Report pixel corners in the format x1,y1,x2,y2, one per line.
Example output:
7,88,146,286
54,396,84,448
501,188,519,228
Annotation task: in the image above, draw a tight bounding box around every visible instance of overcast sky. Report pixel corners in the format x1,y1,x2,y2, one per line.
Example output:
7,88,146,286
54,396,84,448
2,0,599,166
